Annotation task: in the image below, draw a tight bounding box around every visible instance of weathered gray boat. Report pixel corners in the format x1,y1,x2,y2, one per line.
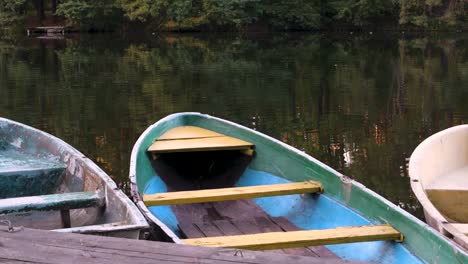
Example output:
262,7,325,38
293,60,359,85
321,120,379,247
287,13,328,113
0,117,148,238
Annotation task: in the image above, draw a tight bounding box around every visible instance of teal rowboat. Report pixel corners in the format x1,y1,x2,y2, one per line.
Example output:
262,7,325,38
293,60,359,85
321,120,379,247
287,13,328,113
130,113,468,263
0,117,148,238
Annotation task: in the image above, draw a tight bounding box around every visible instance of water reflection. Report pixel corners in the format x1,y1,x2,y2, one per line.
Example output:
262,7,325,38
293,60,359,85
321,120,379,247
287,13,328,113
1,33,467,219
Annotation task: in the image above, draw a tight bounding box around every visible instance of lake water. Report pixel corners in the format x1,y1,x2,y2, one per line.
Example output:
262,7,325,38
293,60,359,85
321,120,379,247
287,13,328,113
1,33,467,219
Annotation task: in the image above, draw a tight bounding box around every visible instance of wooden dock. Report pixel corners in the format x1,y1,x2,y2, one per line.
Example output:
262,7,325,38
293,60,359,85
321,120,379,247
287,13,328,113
0,226,367,264
27,26,69,36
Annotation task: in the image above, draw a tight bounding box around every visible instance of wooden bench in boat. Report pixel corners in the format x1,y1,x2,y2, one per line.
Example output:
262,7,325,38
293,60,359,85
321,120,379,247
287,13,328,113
145,181,402,251
147,126,254,154
143,181,323,206
178,215,338,257
182,224,402,250
0,151,66,199
0,192,105,228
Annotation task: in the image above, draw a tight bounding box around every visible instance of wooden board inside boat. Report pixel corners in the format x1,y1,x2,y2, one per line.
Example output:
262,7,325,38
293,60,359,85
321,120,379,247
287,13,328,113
148,126,254,153
173,200,339,258
182,224,402,250
426,189,468,223
143,181,322,206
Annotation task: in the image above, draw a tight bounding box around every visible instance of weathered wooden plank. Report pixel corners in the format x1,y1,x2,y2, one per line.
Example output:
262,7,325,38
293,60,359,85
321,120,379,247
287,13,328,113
183,224,403,250
157,126,225,140
143,181,322,206
148,136,254,153
425,189,468,223
195,222,224,237
0,227,368,264
212,220,242,236
253,217,318,256
270,217,337,258
0,192,104,214
178,219,206,238
229,219,286,255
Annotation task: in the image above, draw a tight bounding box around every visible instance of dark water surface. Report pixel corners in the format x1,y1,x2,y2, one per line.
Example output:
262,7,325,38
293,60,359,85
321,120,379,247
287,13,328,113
1,33,467,219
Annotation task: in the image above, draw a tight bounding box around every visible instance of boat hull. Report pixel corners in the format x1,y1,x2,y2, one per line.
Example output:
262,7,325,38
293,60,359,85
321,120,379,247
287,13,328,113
409,125,468,249
131,113,468,263
0,118,148,238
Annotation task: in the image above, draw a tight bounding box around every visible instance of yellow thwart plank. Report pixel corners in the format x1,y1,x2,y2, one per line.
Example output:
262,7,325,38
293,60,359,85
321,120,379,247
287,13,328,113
148,126,254,153
182,224,403,250
157,126,224,140
148,136,254,153
143,181,322,206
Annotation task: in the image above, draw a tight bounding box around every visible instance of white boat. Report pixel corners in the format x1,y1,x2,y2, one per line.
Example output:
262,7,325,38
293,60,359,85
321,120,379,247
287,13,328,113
409,125,468,249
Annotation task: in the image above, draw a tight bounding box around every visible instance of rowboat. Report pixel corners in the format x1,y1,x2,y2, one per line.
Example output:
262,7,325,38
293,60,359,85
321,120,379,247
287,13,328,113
0,117,148,238
130,113,468,263
409,125,468,250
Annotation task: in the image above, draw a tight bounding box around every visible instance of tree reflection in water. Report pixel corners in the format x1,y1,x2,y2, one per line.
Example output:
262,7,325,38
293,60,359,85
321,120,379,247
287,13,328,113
1,33,467,219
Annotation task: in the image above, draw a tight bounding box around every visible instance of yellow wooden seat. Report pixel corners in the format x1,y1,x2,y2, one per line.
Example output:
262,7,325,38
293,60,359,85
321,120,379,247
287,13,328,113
182,224,403,250
148,126,254,154
143,181,323,206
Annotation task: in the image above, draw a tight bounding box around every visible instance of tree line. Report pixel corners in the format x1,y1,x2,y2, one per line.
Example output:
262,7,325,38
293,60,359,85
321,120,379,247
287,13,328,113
0,0,466,32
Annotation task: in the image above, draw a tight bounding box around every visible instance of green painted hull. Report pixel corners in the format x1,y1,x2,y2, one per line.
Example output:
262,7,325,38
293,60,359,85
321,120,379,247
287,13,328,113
130,113,468,263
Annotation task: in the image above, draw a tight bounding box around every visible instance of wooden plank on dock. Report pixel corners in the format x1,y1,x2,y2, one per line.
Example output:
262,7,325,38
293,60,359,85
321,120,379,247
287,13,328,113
0,227,368,264
182,224,403,250
143,181,322,206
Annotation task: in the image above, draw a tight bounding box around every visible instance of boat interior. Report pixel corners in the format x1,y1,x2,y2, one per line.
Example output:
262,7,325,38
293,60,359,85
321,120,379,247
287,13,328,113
411,126,468,242
0,120,139,234
140,125,422,263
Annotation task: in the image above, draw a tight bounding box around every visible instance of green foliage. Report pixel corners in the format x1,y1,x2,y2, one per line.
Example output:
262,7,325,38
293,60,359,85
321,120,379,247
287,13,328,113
332,0,399,26
259,0,321,30
400,0,467,29
118,0,166,23
201,0,260,28
0,0,467,32
119,0,260,30
56,0,123,30
0,0,27,25
56,1,94,25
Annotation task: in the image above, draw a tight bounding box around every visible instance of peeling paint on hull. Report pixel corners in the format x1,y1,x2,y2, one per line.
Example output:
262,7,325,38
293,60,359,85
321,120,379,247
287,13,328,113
0,117,148,239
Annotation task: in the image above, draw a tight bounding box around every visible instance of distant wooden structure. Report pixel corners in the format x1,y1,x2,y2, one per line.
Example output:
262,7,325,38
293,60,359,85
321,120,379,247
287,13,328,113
27,26,69,36
0,226,367,264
